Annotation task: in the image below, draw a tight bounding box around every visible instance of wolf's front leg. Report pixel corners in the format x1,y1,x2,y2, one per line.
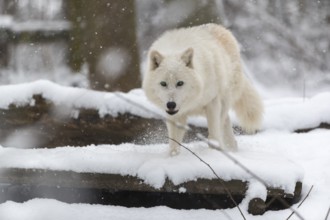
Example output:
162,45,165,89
166,116,187,156
222,114,238,151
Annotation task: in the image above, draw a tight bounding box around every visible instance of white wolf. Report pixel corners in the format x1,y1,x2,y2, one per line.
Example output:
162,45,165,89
143,24,263,156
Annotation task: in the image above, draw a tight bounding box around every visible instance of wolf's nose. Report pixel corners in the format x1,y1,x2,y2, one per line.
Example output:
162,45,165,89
167,102,176,110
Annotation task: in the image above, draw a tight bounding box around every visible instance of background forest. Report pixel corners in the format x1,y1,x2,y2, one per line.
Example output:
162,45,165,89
0,0,329,97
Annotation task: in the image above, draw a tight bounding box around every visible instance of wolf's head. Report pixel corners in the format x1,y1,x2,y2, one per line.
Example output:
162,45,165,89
143,48,202,116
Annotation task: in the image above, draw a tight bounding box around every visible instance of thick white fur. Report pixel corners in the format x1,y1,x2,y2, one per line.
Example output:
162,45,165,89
143,24,264,156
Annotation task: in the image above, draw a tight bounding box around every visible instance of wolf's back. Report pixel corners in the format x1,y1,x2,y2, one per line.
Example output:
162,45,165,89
207,24,264,133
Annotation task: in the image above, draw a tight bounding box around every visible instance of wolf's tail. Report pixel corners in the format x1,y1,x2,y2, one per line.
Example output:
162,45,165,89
233,79,264,133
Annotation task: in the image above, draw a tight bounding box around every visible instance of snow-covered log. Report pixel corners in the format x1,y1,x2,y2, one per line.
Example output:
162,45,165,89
0,138,306,215
0,94,163,147
0,168,302,215
0,80,329,148
0,93,206,148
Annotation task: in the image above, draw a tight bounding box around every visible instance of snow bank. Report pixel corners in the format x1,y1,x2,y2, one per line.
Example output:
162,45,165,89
0,141,303,194
0,80,329,131
262,93,330,131
0,199,228,220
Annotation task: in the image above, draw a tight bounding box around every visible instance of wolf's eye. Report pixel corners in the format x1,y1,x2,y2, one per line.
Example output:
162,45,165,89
160,81,167,87
176,81,184,87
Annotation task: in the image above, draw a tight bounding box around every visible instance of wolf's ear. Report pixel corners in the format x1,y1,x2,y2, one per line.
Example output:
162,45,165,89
150,50,163,70
181,48,194,68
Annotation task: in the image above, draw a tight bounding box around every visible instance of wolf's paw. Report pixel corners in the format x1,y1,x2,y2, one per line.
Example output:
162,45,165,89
170,148,180,156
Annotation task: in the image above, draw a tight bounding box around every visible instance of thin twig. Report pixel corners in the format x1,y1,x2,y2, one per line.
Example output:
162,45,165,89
298,185,314,209
287,185,314,220
325,206,330,220
168,137,247,220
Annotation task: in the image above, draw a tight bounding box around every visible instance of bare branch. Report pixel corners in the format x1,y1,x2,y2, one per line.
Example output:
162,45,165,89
325,206,330,220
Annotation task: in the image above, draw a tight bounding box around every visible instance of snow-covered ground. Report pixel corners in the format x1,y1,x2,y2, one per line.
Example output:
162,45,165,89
0,81,330,220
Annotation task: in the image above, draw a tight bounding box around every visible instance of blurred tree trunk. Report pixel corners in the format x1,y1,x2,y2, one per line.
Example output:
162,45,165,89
178,0,223,27
136,0,223,64
66,0,140,92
